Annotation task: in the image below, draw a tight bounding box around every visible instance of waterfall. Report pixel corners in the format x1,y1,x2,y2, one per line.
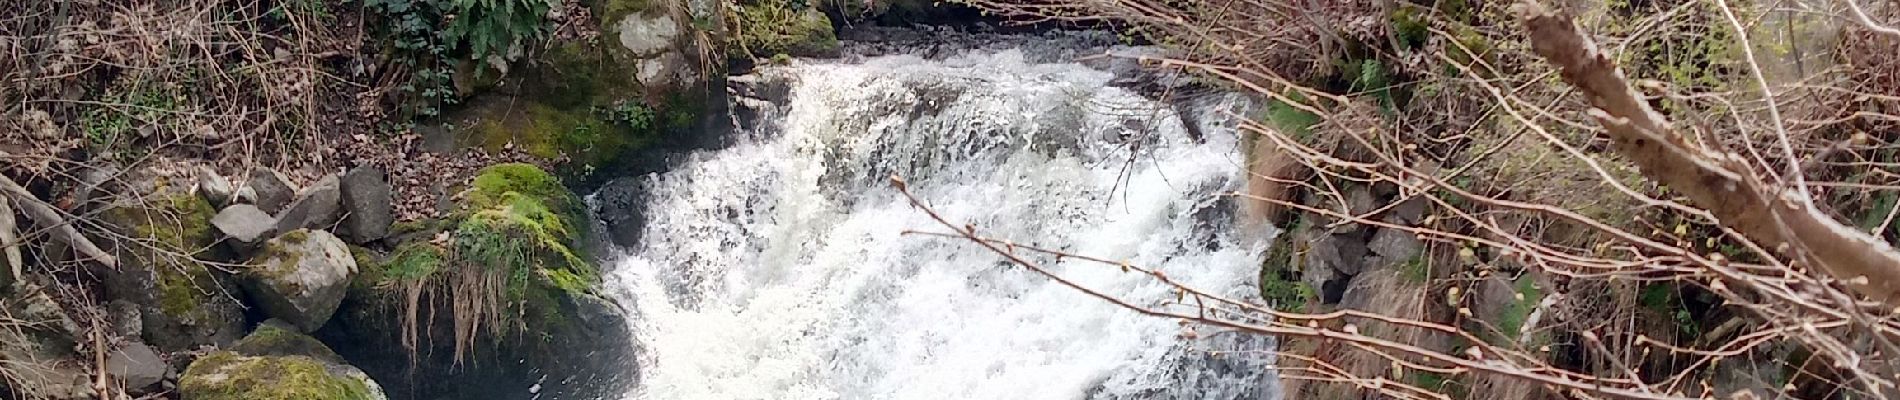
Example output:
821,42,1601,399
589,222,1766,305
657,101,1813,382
602,38,1278,399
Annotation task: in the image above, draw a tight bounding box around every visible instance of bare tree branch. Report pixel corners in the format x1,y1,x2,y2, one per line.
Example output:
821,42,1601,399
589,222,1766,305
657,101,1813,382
0,174,117,268
1517,1,1900,305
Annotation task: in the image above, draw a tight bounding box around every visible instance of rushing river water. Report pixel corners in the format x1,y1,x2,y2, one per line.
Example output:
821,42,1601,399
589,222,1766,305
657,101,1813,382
601,35,1278,399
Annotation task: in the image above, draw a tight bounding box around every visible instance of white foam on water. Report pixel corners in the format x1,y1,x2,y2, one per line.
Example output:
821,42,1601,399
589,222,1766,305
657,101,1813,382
606,49,1275,400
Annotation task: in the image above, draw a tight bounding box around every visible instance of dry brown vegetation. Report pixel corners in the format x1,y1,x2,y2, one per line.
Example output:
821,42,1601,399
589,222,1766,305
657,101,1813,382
911,0,1900,398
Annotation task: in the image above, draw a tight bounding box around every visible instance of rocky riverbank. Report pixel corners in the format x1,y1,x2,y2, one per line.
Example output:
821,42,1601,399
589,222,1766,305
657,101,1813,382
0,0,1059,397
2,160,634,399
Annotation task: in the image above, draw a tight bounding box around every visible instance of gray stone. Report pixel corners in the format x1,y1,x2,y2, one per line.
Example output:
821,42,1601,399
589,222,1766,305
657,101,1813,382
107,341,168,390
1468,276,1518,330
1297,231,1363,303
686,0,720,20
1307,232,1368,277
1331,186,1381,236
75,164,122,207
1,282,92,400
274,175,342,234
1367,227,1424,261
339,167,394,243
638,51,695,89
195,166,234,207
213,204,278,249
106,300,142,338
616,12,680,56
245,169,298,214
417,124,456,154
241,229,357,332
233,185,257,206
1381,195,1429,225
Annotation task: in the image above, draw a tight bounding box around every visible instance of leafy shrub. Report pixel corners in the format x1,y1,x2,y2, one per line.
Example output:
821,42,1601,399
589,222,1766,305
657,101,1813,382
364,0,553,120
440,0,552,61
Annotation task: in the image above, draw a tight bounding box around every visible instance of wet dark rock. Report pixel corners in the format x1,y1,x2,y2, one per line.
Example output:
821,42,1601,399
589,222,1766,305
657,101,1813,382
593,177,651,248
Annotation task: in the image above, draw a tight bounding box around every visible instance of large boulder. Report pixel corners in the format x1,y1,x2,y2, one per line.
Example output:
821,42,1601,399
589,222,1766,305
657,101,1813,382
179,325,388,400
339,167,394,243
232,319,348,363
241,229,357,332
274,175,342,233
729,0,838,60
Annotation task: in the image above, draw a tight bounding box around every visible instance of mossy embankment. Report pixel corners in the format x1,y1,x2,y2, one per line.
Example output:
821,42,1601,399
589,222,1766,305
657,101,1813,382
330,163,631,400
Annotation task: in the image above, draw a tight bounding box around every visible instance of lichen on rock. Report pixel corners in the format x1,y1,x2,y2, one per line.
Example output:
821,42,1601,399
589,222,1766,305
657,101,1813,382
97,191,245,351
242,229,358,332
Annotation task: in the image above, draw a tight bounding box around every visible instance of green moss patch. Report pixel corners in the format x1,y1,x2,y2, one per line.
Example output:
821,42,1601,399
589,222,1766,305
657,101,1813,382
180,352,376,400
456,96,662,184
731,0,837,60
1259,218,1314,312
105,193,227,322
1490,274,1544,344
232,322,346,363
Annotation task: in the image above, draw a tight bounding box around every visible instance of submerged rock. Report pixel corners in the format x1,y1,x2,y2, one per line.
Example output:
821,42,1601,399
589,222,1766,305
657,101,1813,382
242,229,357,332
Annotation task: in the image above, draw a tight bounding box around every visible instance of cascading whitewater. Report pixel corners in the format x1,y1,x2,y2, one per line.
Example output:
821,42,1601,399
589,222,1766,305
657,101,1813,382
603,41,1278,399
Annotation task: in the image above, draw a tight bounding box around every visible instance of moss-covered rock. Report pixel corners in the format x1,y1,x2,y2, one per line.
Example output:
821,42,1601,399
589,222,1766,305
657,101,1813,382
817,0,973,25
241,229,357,332
97,191,245,351
231,320,346,363
184,322,385,400
179,351,385,400
328,164,634,399
730,0,837,60
454,163,598,304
